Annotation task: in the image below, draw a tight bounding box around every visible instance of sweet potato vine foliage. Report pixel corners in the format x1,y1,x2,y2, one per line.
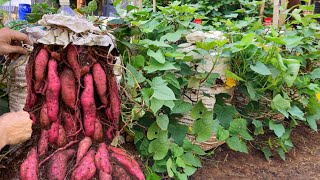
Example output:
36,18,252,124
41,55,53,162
21,44,145,180
109,1,320,179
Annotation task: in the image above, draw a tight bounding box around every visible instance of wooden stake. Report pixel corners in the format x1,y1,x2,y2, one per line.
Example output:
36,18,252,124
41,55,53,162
153,0,156,12
259,0,266,23
273,0,279,28
139,0,143,9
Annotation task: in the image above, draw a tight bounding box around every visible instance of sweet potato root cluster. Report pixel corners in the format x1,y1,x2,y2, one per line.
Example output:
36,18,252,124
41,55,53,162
20,44,145,180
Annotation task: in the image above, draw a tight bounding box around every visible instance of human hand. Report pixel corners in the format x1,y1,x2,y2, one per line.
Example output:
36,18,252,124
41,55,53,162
0,111,32,150
0,28,32,56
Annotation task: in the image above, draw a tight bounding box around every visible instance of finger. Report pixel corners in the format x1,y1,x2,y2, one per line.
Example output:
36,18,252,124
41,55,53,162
3,44,28,55
9,30,32,45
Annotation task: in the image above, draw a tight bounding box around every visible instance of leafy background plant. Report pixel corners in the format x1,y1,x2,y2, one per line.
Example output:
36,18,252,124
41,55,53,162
109,1,320,179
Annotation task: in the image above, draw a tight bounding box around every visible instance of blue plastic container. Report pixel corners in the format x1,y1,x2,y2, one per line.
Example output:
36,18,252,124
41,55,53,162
18,4,31,21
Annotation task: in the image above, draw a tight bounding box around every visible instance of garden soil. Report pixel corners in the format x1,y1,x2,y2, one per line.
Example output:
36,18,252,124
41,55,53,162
191,124,320,179
1,124,320,179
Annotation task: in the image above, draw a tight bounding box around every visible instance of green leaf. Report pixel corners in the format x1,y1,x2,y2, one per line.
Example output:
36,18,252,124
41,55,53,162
261,146,272,161
164,72,180,89
146,172,161,180
163,100,175,110
132,55,145,68
147,122,163,140
151,77,176,100
157,114,169,130
171,100,193,114
141,88,153,107
181,152,202,167
238,33,255,47
142,19,160,33
171,144,184,157
139,39,172,48
214,104,237,129
310,68,320,80
226,136,248,153
147,49,166,64
168,124,188,146
250,61,272,75
126,64,146,87
149,138,169,160
265,36,286,45
192,145,206,155
228,119,253,140
160,30,184,42
283,36,303,48
204,73,219,88
144,60,177,73
284,63,300,87
192,114,214,142
252,120,264,135
183,165,197,176
195,41,217,51
191,101,207,120
271,94,291,117
246,82,257,100
269,120,285,137
150,98,164,113
306,114,318,131
277,147,286,160
288,106,305,121
166,158,174,177
187,77,201,89
176,157,186,168
225,70,244,81
216,125,229,141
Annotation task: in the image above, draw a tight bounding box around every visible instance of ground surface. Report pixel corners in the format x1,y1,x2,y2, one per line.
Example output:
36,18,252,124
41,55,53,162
1,124,320,179
192,125,320,179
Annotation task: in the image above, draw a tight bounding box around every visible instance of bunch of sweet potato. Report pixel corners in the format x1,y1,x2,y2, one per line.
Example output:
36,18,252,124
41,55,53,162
20,44,144,180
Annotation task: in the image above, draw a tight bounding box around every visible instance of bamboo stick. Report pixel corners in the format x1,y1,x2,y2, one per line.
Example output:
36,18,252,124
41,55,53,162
273,0,279,28
139,0,143,9
259,0,266,23
153,0,156,12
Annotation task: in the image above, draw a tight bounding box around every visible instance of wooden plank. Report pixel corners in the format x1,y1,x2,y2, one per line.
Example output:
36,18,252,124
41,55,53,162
153,0,156,12
259,0,266,23
273,0,279,28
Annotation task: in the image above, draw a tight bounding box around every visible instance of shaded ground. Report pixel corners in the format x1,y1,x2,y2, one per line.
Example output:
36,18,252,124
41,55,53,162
192,125,320,179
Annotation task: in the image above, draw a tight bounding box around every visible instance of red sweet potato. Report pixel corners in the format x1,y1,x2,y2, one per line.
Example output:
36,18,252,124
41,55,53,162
80,74,96,137
40,104,50,129
93,119,103,142
47,149,75,180
29,112,36,125
76,137,92,164
38,130,48,157
95,143,112,174
20,148,38,180
56,125,67,147
105,107,113,122
106,127,114,141
110,147,145,180
99,171,112,180
46,59,61,122
51,51,61,62
92,63,108,105
34,48,49,93
60,68,76,110
48,122,59,143
72,149,97,180
62,110,77,138
112,164,131,180
109,75,121,127
67,44,80,81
